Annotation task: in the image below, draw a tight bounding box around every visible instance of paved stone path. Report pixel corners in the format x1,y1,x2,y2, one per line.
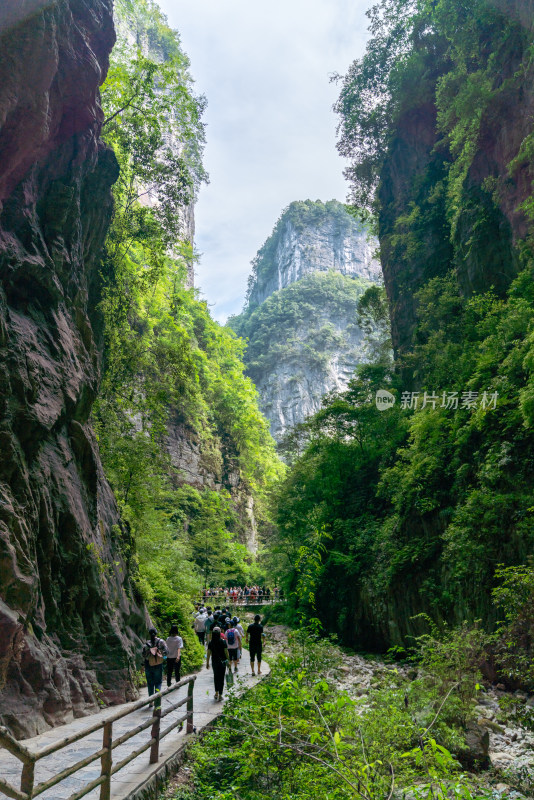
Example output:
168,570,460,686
0,660,269,800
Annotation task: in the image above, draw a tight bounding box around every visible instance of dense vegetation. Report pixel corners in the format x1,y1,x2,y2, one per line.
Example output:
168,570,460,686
229,270,383,387
93,0,282,669
168,627,520,800
268,0,534,672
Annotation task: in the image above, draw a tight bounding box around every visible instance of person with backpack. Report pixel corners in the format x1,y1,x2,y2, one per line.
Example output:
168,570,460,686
246,614,265,675
206,627,229,700
142,627,168,706
165,624,183,687
204,610,215,645
232,616,245,666
225,621,242,673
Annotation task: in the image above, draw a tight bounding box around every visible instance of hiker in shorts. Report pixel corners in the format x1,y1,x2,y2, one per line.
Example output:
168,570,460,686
142,627,168,706
246,614,265,675
232,616,245,666
165,624,183,687
225,620,242,673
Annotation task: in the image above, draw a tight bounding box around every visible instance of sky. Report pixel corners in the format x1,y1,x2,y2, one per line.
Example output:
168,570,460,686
158,0,372,321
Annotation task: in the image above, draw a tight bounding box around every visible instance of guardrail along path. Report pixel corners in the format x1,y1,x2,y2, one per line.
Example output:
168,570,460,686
0,662,269,800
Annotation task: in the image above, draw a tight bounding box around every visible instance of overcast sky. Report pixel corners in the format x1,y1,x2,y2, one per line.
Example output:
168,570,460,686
158,0,371,321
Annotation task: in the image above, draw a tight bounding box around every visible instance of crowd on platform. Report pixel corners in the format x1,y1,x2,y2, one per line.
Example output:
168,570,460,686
201,585,284,603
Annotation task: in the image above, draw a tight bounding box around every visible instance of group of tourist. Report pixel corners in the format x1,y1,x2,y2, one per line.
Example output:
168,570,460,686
141,605,265,705
202,607,265,700
202,585,283,603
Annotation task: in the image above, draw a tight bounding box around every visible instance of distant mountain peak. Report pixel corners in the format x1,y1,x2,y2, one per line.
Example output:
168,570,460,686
245,199,381,309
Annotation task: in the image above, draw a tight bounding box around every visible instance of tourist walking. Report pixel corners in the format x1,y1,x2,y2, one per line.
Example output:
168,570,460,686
165,624,183,687
232,616,245,666
225,620,242,673
194,607,207,645
206,627,229,700
246,614,265,675
142,627,168,706
204,609,215,644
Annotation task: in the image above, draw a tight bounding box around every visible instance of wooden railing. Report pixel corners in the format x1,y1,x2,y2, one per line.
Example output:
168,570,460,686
0,675,196,800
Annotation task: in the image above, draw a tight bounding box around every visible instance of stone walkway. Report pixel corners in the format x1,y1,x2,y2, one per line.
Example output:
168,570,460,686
0,660,269,800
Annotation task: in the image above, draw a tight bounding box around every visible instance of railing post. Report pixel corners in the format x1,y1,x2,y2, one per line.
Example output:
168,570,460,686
20,759,35,799
99,720,113,800
186,679,194,734
149,705,161,764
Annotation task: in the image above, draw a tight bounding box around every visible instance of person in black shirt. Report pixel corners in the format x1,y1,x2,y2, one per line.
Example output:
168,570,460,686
206,627,229,700
246,614,265,675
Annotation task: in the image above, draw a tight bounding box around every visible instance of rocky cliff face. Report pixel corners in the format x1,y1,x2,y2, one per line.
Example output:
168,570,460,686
247,200,380,309
0,0,147,739
252,299,372,441
231,201,383,442
165,418,259,553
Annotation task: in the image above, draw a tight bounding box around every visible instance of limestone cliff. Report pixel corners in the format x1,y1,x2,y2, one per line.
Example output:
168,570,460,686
247,200,380,309
0,0,147,738
230,201,382,441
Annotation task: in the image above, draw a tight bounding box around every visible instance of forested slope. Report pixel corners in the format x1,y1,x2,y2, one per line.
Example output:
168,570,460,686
94,0,282,667
273,0,534,655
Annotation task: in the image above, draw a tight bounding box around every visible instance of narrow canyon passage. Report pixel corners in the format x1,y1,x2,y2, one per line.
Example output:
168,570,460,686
1,0,534,798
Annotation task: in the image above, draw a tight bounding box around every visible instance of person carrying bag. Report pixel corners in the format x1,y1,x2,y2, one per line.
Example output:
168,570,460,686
142,627,168,707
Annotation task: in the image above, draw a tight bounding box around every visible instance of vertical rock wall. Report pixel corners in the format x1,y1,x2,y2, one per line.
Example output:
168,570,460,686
232,201,383,442
0,0,147,739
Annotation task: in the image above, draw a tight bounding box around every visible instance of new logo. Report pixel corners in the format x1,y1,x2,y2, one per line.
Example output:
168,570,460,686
376,390,396,411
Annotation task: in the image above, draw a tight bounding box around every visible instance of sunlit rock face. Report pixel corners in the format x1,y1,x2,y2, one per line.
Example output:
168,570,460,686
0,0,147,739
113,0,196,285
253,307,370,442
247,201,380,309
231,201,382,442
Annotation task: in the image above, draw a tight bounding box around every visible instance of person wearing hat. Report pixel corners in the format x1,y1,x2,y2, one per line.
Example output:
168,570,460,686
142,627,168,706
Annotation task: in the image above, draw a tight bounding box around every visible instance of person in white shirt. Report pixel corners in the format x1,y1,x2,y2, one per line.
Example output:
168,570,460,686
166,624,183,686
194,608,208,645
231,616,245,666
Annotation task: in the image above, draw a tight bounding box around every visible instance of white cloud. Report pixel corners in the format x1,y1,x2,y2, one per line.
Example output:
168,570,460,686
158,0,371,321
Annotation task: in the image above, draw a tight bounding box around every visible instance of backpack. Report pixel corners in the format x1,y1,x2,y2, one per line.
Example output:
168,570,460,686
227,628,236,645
147,640,164,666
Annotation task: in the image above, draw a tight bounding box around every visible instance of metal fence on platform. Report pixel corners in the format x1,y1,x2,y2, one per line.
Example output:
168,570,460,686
0,674,196,800
196,594,285,606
